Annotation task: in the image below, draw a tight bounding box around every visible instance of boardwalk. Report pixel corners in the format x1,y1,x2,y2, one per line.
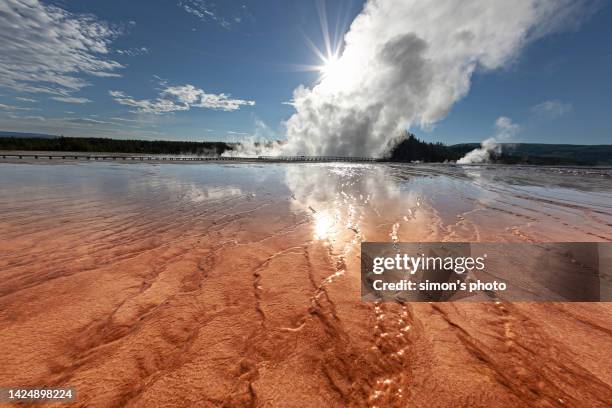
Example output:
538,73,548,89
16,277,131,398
0,153,380,163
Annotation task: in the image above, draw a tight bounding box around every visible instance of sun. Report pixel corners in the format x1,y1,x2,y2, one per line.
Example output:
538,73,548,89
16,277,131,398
319,54,341,80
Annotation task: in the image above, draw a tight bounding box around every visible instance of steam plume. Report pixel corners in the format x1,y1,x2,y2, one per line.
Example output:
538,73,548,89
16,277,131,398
279,0,594,158
457,116,519,164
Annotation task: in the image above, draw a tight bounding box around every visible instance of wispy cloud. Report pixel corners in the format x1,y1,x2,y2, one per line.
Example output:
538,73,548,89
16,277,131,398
116,47,149,57
531,100,573,118
67,118,116,125
110,117,140,123
25,115,46,121
51,96,93,104
178,0,249,29
15,97,37,103
6,114,46,121
0,103,39,111
152,75,169,88
109,90,189,114
109,84,255,114
0,0,124,98
178,0,225,26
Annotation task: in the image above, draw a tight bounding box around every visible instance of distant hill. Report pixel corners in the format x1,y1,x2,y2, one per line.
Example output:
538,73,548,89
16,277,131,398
0,131,57,139
388,133,612,165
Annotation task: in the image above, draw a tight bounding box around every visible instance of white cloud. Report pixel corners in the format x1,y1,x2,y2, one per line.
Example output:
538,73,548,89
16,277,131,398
179,0,227,27
109,84,255,114
51,96,92,104
180,1,215,19
280,0,597,157
0,0,123,97
109,90,189,114
116,47,149,57
15,97,37,103
495,116,520,135
152,75,169,87
7,114,45,121
67,118,116,125
531,99,573,118
110,117,139,123
0,103,38,111
178,0,246,29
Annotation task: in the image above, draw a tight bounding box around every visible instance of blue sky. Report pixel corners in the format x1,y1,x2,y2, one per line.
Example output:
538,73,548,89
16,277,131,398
0,0,610,144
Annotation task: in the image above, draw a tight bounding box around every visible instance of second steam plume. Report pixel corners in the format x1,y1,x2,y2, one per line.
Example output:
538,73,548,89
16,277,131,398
273,0,594,158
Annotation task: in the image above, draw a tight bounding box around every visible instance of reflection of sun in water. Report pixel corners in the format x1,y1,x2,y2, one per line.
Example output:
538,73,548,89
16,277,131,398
314,211,336,240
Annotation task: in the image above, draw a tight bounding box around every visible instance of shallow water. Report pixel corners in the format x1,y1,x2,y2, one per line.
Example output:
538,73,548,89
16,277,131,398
0,162,611,407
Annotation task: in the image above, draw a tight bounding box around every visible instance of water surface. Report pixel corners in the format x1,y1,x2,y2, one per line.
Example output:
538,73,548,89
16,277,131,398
0,162,611,407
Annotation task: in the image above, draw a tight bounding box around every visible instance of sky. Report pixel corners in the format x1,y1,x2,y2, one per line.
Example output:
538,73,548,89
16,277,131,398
0,0,610,145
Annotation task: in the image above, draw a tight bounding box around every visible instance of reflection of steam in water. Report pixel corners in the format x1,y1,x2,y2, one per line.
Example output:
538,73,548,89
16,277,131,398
284,163,422,244
285,163,612,246
282,164,427,326
188,186,243,201
155,182,244,203
282,163,430,302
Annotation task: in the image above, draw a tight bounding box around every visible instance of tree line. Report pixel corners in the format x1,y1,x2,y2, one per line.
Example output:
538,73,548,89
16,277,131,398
0,136,232,156
1,134,606,164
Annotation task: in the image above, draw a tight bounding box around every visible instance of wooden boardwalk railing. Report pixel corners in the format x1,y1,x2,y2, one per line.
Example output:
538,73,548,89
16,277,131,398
0,154,379,163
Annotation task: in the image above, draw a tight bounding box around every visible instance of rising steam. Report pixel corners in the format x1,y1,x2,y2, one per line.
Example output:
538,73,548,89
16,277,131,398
276,0,594,158
457,117,520,164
